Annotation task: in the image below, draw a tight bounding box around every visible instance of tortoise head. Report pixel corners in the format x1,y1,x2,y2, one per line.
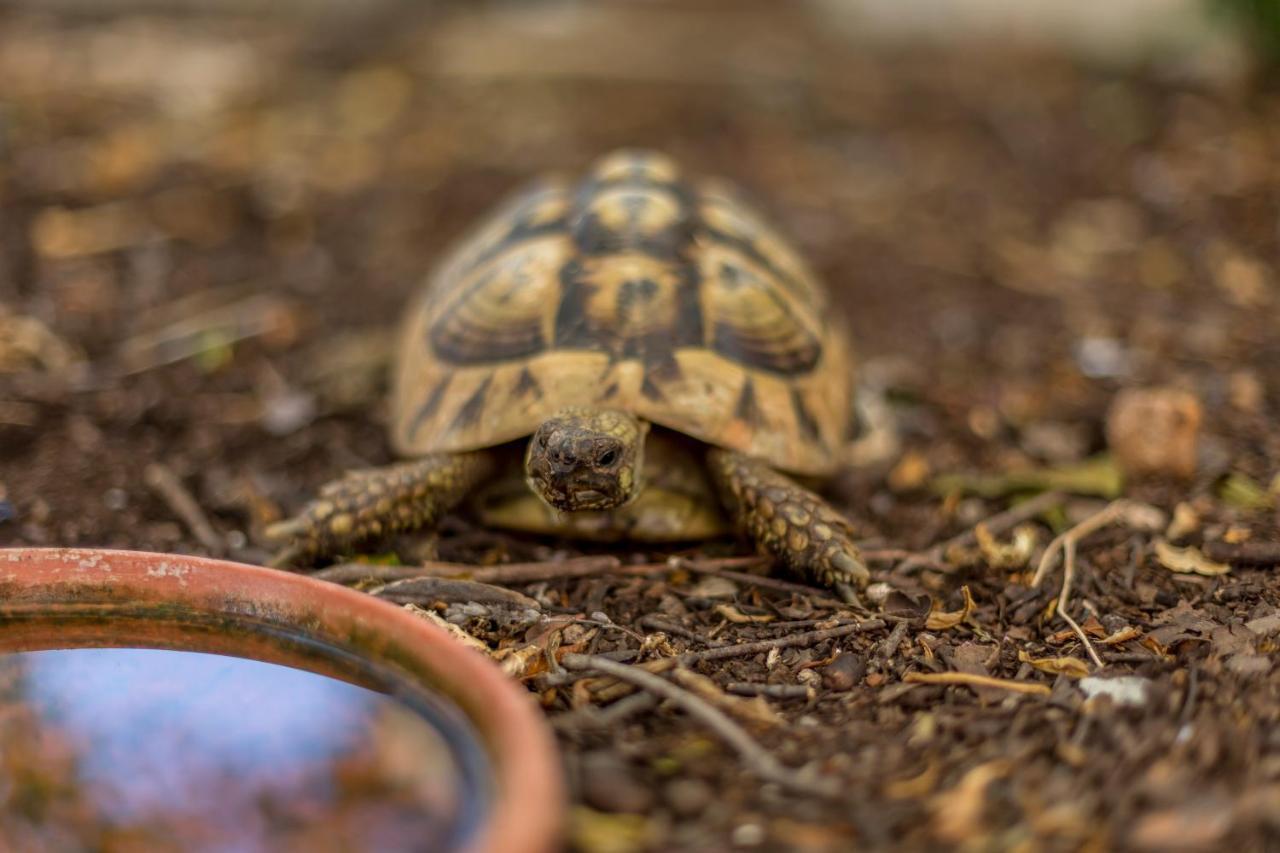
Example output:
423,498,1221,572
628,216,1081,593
525,407,647,512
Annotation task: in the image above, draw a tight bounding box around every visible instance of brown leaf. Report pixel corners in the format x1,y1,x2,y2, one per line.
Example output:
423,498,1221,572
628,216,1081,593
712,603,775,624
885,761,940,799
1128,803,1232,851
1154,539,1231,576
570,806,656,853
930,760,1013,843
495,644,545,679
1099,626,1142,645
1079,614,1108,637
1018,649,1090,678
926,585,976,630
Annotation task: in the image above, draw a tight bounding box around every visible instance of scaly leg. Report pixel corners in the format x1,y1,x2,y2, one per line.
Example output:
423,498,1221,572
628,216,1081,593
707,449,869,589
266,451,495,567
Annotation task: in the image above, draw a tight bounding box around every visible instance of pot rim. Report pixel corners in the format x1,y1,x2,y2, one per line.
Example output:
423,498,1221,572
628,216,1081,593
0,547,564,853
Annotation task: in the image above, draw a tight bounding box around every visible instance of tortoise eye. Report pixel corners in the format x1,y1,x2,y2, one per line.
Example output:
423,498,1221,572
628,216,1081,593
598,448,618,467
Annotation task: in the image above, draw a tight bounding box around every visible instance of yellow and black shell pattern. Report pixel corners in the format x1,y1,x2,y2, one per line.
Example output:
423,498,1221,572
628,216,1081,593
391,150,855,477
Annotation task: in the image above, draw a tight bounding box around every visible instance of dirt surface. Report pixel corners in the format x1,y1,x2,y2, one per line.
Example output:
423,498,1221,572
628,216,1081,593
2,3,1279,851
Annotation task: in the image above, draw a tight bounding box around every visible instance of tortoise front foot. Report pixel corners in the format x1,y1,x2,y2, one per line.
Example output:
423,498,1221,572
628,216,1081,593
266,451,494,568
707,449,869,589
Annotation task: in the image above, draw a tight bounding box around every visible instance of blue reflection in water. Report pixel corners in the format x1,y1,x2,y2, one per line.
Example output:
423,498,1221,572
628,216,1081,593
14,647,451,849
26,648,371,816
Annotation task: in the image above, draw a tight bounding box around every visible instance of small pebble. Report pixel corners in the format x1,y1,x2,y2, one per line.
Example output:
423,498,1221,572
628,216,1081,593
103,488,128,511
731,822,765,846
1079,675,1149,708
664,778,713,818
1075,337,1131,379
260,388,317,436
1105,387,1202,478
821,652,865,691
686,576,738,599
581,751,654,814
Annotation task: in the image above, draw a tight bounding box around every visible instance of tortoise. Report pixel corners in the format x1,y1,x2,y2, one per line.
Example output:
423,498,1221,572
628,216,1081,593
268,150,868,589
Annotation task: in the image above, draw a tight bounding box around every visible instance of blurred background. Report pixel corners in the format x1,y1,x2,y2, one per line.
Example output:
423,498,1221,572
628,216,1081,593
1,0,1274,537
3,2,1280,851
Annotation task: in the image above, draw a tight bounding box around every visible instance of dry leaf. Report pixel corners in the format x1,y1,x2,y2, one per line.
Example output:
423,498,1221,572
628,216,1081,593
494,644,544,679
1079,614,1107,637
930,760,1012,843
713,603,776,624
1099,626,1142,645
889,450,931,492
926,585,976,630
1154,538,1231,576
1129,804,1232,850
1139,635,1171,659
403,604,490,653
973,522,1040,570
570,806,656,853
885,761,940,799
1018,649,1090,678
638,631,678,657
1165,502,1199,541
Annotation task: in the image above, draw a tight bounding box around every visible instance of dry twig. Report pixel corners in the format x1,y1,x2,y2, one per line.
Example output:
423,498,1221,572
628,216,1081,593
315,555,620,585
1030,499,1164,670
678,619,886,665
1203,540,1280,567
903,671,1051,696
317,553,850,605
144,463,223,554
560,653,839,798
726,682,814,700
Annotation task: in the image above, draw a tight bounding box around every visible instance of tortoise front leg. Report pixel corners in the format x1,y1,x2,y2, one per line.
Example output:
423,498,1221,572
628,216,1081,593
707,449,869,589
266,450,495,567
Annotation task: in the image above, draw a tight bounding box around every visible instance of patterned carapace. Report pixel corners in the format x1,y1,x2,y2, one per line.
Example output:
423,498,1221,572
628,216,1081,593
392,149,854,476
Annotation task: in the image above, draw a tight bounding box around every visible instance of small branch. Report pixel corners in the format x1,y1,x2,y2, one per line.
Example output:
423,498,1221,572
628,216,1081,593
1029,499,1164,671
1203,540,1280,567
1032,501,1122,590
314,563,458,584
637,615,714,644
903,671,1051,696
725,682,814,700
861,548,916,564
874,619,911,666
467,555,622,583
315,555,623,585
1060,609,1104,670
144,463,224,554
551,692,659,732
560,653,839,798
671,555,773,573
678,619,886,665
667,556,847,603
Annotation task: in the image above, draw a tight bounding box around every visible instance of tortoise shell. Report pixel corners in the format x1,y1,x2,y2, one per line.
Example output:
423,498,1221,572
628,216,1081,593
391,150,855,476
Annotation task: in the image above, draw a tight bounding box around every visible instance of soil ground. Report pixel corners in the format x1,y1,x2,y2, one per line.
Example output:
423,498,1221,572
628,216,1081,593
2,3,1279,851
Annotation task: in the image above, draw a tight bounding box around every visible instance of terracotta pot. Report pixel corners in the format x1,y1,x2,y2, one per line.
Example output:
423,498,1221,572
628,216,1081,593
0,547,564,853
